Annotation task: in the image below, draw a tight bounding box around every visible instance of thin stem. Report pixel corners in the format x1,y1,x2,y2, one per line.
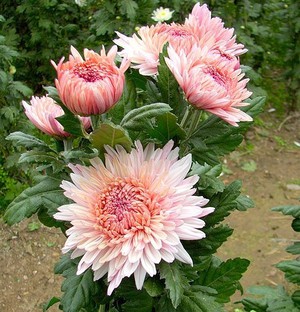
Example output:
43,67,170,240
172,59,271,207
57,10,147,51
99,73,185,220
63,138,73,151
180,105,191,128
98,304,106,312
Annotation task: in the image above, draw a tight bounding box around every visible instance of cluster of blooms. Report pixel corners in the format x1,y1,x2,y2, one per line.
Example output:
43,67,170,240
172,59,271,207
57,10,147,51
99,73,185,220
115,3,252,126
21,3,252,295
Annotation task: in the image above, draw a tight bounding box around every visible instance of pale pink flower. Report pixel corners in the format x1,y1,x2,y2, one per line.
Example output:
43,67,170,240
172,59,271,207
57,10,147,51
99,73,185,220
51,46,130,116
114,3,246,76
54,141,214,295
22,96,91,138
165,45,253,126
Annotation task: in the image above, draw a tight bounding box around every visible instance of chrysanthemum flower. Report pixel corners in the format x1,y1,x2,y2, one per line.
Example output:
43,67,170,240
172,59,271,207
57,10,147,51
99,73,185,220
22,96,91,138
165,45,253,126
54,141,214,295
51,46,130,116
151,7,174,22
114,3,246,76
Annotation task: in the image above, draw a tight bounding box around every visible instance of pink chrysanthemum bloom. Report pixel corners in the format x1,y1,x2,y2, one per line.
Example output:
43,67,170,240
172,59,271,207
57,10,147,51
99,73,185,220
165,45,253,126
114,3,246,76
22,96,91,138
54,141,214,295
51,46,130,116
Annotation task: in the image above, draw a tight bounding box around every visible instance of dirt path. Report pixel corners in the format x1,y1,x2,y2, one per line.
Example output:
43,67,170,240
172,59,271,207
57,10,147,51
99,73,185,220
0,114,299,311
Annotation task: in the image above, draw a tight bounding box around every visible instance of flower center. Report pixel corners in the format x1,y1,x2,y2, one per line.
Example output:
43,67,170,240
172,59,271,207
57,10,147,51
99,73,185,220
94,178,161,239
203,65,227,88
73,59,114,82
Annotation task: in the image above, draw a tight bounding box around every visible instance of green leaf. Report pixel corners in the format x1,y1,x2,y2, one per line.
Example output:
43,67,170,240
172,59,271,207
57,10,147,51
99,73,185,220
292,290,300,308
159,261,189,308
55,254,101,312
61,147,99,162
18,150,60,165
177,287,226,312
120,103,172,131
43,85,63,104
156,294,177,312
148,112,186,144
205,180,242,226
116,278,153,312
272,205,300,218
119,0,138,19
189,162,225,196
292,218,300,232
4,176,66,225
286,242,300,255
56,107,85,137
157,47,186,118
6,131,52,151
184,224,233,257
242,285,299,312
196,257,250,303
236,194,255,211
43,297,60,311
241,160,257,172
90,122,132,153
143,276,164,297
276,259,300,285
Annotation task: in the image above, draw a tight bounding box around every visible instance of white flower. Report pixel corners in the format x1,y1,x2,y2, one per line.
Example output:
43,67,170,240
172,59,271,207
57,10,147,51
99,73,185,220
151,7,174,22
75,0,87,7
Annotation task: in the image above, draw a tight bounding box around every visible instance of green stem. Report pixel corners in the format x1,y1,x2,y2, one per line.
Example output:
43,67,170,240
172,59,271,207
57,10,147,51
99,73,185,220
98,304,106,312
63,138,73,151
180,105,191,128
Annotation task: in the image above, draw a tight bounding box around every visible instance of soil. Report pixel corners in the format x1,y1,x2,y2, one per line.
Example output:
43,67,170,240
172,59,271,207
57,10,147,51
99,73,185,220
0,114,299,312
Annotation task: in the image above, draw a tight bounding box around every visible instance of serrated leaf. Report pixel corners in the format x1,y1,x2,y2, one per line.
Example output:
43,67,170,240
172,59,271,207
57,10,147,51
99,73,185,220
119,0,138,19
18,150,59,164
90,122,132,153
157,47,186,118
116,278,153,312
242,285,299,312
159,261,189,308
236,194,255,211
6,131,52,150
177,287,226,312
4,176,66,225
189,162,225,195
120,103,172,131
55,254,101,312
286,242,300,255
196,257,250,303
276,259,300,285
241,160,257,172
43,86,62,104
56,108,84,137
184,224,233,257
292,290,300,308
43,296,60,311
61,147,98,162
272,205,300,218
205,180,242,226
143,276,164,297
148,112,186,144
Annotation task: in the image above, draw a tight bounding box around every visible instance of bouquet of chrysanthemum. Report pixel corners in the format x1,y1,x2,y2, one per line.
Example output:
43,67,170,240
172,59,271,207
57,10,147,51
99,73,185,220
4,3,265,311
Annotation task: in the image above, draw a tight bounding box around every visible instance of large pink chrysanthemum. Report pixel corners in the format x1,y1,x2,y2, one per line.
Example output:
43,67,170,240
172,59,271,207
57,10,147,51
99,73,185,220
22,96,91,138
54,141,214,295
51,46,130,116
114,3,246,76
165,45,252,126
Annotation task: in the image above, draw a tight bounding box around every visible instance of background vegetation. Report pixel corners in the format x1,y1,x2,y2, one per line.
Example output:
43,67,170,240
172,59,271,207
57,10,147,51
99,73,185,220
1,0,298,212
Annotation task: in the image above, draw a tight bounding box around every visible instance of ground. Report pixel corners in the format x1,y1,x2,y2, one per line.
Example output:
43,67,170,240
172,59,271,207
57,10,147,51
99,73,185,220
0,114,299,312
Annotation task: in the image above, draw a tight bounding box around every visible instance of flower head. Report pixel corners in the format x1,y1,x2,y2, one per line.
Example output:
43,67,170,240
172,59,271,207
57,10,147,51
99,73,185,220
115,3,246,76
151,7,174,22
165,45,252,126
22,96,90,138
51,46,130,116
54,141,214,295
